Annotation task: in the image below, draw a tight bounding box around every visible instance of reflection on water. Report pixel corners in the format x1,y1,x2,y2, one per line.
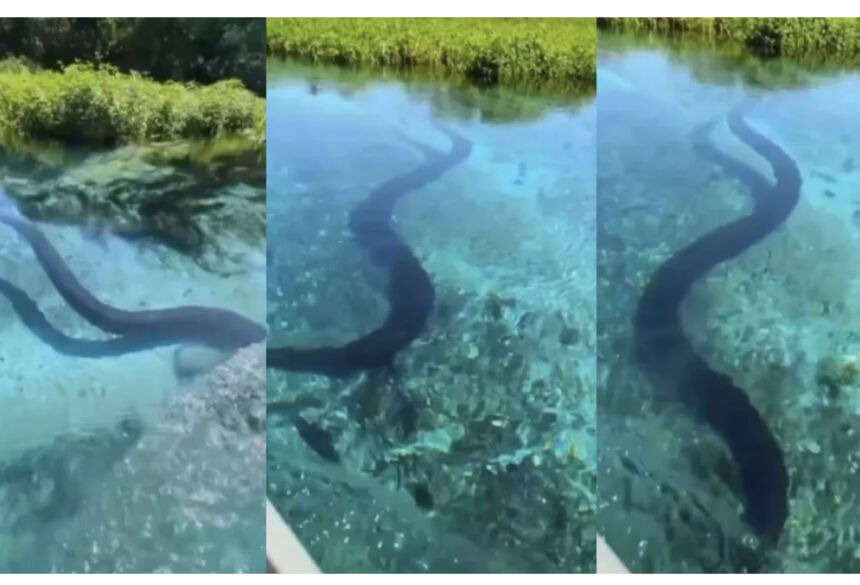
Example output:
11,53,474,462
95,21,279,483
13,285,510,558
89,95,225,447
0,142,266,572
599,32,859,91
598,31,860,573
267,58,596,573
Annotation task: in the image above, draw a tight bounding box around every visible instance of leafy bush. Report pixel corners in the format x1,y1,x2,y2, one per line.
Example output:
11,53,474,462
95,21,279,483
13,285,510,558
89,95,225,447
0,61,265,147
0,18,265,95
267,18,596,89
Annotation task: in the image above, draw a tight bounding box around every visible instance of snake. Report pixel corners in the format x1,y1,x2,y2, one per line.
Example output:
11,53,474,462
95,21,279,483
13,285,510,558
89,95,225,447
0,200,265,351
267,124,472,376
634,104,798,541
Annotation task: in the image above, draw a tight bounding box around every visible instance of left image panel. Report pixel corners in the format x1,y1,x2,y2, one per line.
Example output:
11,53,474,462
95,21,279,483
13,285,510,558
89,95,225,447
0,18,267,572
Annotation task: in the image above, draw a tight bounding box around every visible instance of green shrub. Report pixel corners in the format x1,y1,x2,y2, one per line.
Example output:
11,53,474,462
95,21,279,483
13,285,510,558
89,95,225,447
0,18,265,95
0,61,265,147
266,18,596,89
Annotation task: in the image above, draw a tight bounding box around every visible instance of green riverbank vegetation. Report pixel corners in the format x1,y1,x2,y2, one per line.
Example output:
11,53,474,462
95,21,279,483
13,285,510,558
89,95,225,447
0,60,265,148
0,18,265,165
0,18,264,95
598,18,860,64
267,18,596,90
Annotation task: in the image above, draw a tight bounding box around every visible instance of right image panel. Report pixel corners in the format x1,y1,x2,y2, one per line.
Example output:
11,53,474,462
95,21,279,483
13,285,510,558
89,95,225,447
597,18,860,573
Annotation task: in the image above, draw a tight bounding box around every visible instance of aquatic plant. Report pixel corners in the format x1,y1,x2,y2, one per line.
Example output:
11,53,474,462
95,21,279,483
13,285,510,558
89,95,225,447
0,61,265,147
599,18,860,66
267,18,596,89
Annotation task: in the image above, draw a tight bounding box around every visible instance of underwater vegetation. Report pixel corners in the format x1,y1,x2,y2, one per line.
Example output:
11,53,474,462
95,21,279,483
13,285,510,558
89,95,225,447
0,60,265,148
266,18,596,89
599,18,860,66
0,135,266,275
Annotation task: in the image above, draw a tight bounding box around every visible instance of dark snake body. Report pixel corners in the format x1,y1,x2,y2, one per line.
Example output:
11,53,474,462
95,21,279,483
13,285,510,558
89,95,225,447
267,124,472,376
634,106,798,540
0,212,266,351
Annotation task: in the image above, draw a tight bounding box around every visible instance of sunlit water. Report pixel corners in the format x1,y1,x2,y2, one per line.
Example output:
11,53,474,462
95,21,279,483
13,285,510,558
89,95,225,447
267,59,596,573
597,32,860,573
0,146,266,572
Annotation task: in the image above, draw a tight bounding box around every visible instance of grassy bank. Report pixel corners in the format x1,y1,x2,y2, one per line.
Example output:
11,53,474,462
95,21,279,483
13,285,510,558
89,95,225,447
0,61,265,148
267,18,596,89
598,18,860,63
0,18,265,95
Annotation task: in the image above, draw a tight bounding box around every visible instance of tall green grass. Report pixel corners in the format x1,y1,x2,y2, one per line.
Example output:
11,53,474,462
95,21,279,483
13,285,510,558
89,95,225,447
598,18,860,63
267,18,596,89
0,18,265,95
0,61,265,148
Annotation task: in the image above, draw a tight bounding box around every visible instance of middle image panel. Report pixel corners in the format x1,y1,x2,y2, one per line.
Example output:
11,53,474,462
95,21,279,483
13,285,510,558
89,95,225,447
265,17,596,574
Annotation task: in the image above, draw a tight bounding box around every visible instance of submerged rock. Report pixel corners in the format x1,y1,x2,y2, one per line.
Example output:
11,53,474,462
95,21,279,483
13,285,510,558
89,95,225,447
27,342,266,573
0,416,142,535
173,344,234,379
816,355,860,391
559,326,580,346
1,141,264,275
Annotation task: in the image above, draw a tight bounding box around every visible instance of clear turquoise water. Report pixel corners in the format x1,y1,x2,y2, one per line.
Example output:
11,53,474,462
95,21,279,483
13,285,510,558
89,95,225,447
0,148,266,573
266,59,596,573
597,32,860,573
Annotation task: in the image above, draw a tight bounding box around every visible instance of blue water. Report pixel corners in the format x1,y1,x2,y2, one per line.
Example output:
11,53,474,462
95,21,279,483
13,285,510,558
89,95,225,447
597,32,860,573
0,146,266,573
267,59,596,573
